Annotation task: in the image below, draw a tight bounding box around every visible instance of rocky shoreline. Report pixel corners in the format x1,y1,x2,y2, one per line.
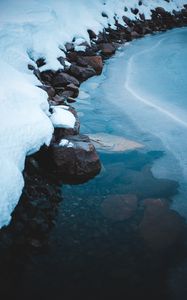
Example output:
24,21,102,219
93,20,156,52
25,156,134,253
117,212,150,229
0,3,187,249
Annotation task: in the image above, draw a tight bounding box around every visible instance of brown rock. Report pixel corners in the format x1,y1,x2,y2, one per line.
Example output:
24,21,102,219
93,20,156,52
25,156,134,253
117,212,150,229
101,194,138,221
139,198,185,250
69,64,96,81
49,134,101,183
52,71,80,88
66,83,79,97
87,29,97,39
53,106,80,138
77,56,103,75
100,43,116,56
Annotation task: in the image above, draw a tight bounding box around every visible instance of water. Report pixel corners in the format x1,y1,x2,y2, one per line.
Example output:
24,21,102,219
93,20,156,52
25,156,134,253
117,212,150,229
1,28,187,300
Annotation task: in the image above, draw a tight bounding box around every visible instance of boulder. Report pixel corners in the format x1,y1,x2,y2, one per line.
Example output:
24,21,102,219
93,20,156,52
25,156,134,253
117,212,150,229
48,134,101,183
88,133,143,152
99,43,116,56
131,31,141,39
66,83,79,98
40,70,56,84
69,64,96,82
87,29,97,39
51,105,80,138
77,55,103,75
52,71,80,88
139,198,185,250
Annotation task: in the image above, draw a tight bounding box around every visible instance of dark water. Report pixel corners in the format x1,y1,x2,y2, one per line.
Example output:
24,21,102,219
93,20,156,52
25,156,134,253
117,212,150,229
1,29,187,300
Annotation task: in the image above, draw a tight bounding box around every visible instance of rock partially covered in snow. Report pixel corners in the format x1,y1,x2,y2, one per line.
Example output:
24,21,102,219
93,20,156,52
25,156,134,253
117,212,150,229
50,105,76,129
47,134,101,183
51,105,80,138
89,133,144,152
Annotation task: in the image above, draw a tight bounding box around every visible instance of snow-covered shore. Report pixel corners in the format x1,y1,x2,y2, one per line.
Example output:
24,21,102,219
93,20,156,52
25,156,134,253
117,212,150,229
0,0,187,228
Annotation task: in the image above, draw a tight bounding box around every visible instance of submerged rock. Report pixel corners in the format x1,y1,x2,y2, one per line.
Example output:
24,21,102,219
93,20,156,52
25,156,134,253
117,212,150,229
88,133,144,152
101,194,138,221
139,198,185,250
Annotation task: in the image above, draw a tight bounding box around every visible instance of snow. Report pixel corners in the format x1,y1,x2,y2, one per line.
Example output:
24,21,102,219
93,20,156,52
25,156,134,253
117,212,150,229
59,139,74,148
50,106,76,128
0,0,186,228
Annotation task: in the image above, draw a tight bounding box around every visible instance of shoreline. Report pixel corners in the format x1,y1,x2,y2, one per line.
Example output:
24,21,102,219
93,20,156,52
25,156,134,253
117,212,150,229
1,4,187,247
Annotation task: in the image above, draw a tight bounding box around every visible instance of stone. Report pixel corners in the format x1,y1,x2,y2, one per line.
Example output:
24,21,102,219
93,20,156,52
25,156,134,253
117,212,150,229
131,8,139,15
101,194,138,221
40,70,56,84
131,31,141,39
77,55,103,75
99,43,116,56
65,42,74,52
52,71,80,88
66,83,79,98
139,198,185,250
69,64,96,82
37,85,56,98
87,29,97,39
52,106,80,138
48,134,101,183
36,57,46,68
88,133,144,152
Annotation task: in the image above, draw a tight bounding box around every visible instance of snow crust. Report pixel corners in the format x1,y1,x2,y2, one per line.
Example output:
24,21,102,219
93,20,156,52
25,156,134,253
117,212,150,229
0,0,186,228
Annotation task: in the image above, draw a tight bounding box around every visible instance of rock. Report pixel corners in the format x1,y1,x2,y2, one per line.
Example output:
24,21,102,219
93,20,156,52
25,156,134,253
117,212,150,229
131,31,141,39
66,83,79,98
36,57,46,68
155,7,166,16
51,94,65,105
39,70,56,84
58,90,75,99
101,194,138,221
131,8,139,15
139,13,145,21
37,85,56,98
52,71,80,88
57,57,71,70
51,105,80,138
87,29,97,39
28,64,35,71
139,198,185,250
69,64,96,82
99,43,116,56
102,12,108,18
77,55,103,75
48,134,101,183
65,42,74,52
66,97,76,104
88,133,144,152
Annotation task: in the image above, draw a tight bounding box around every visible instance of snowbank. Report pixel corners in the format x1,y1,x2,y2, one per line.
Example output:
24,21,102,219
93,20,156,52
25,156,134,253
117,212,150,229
0,0,186,228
